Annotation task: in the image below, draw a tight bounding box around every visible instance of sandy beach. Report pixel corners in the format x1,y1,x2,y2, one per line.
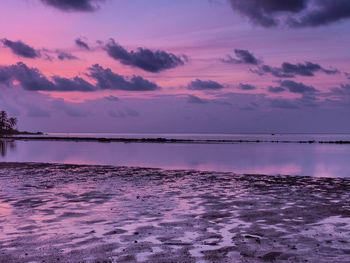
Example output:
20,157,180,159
0,162,349,262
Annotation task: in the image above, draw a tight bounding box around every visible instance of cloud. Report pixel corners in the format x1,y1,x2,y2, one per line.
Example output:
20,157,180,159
187,79,224,90
2,62,95,92
104,95,119,102
253,61,339,78
229,0,350,28
104,39,185,73
187,95,208,104
281,62,338,76
40,0,105,12
6,62,58,91
252,65,293,78
0,68,12,84
298,94,318,107
334,84,350,94
53,99,88,117
324,84,350,106
75,38,90,50
26,105,51,118
238,83,256,90
289,0,350,27
280,80,318,94
57,51,78,61
223,49,260,65
0,62,160,92
268,86,285,93
1,39,39,58
51,76,96,92
269,98,299,109
108,108,140,118
88,64,161,91
328,84,350,103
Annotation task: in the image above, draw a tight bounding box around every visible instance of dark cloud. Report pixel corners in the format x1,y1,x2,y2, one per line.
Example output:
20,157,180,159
252,65,294,78
229,0,350,28
52,76,96,92
319,84,350,106
238,83,256,90
7,62,58,91
297,94,318,107
187,79,224,90
26,105,51,118
187,95,208,104
104,95,119,102
268,86,285,93
280,80,317,94
330,84,350,97
223,49,260,65
253,61,339,78
1,62,94,92
229,0,306,27
0,62,159,92
269,98,299,109
124,108,139,117
88,64,161,91
108,108,139,118
75,38,90,50
40,0,105,12
289,0,350,27
104,39,185,73
57,51,78,61
0,68,12,84
1,39,39,58
282,62,338,76
108,110,124,118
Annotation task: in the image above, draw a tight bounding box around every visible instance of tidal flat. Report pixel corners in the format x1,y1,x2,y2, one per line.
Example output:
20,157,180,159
0,162,349,262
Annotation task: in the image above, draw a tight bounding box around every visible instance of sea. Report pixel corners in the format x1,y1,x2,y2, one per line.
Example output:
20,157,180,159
1,133,350,178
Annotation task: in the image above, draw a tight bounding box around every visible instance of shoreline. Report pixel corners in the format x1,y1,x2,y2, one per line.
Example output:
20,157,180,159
1,135,350,144
0,162,349,262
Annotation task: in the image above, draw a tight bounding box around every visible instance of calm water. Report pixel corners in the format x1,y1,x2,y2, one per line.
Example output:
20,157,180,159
1,134,350,178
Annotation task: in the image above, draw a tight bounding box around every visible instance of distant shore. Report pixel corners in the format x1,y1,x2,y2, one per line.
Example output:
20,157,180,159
1,134,350,144
0,162,349,262
0,131,43,136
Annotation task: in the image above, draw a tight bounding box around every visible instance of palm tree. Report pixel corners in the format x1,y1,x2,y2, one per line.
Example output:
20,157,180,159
0,111,18,134
0,111,7,132
8,117,17,131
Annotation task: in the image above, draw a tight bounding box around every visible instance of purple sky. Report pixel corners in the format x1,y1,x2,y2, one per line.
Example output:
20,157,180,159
1,0,350,133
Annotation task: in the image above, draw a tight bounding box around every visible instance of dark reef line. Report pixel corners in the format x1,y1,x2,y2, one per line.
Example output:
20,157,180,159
0,135,350,145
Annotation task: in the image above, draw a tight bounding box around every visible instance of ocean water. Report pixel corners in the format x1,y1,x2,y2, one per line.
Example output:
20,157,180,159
1,133,350,178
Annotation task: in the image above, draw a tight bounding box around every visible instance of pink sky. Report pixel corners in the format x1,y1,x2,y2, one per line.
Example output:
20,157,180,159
1,0,350,133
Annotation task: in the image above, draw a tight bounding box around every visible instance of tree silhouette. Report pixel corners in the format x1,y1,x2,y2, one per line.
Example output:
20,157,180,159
0,111,18,134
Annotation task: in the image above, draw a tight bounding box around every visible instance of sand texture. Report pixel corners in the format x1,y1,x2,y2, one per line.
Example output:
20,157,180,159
0,162,349,262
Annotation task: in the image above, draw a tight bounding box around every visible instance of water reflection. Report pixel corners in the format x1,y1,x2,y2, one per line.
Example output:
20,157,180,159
1,140,350,178
0,140,16,157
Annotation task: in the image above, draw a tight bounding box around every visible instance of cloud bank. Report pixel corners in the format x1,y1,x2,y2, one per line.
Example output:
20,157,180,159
0,62,160,92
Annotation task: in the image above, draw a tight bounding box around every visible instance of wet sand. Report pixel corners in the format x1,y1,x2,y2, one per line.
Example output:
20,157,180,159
0,162,349,262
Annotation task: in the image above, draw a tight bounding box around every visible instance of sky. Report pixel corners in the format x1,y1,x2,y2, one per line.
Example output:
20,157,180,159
1,0,350,133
